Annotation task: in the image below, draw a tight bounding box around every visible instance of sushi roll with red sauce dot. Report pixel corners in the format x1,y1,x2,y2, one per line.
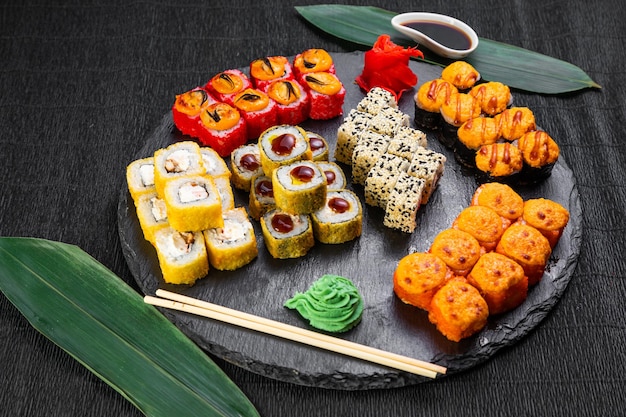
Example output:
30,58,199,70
250,56,294,92
303,72,346,120
172,87,216,138
204,69,252,105
198,102,247,157
266,79,310,125
232,88,278,140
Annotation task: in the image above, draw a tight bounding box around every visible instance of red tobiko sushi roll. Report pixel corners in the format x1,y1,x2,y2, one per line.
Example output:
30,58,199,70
293,48,335,84
172,87,217,137
302,72,345,120
266,79,310,125
204,69,252,105
232,88,278,140
249,56,294,92
197,102,247,157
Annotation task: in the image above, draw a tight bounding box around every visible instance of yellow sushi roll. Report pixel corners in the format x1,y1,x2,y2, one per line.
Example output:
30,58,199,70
153,141,205,197
163,175,223,232
135,192,169,245
203,207,258,270
126,157,156,203
248,175,276,221
305,130,329,161
200,146,231,179
311,190,362,244
272,160,327,214
260,210,314,259
230,143,263,192
258,124,312,175
153,227,209,285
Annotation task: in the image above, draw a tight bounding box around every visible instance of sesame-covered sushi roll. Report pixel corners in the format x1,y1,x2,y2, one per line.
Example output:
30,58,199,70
200,147,230,180
414,79,458,130
231,88,277,140
406,149,446,205
455,116,501,168
393,252,453,311
474,143,523,184
250,56,294,92
153,228,209,286
198,102,247,157
383,172,426,233
293,48,335,84
469,81,512,116
311,189,362,244
153,141,205,198
248,175,275,221
452,205,511,252
230,143,263,192
429,228,483,276
351,130,392,186
266,80,310,126
316,161,347,190
334,110,375,164
518,198,569,248
364,153,410,209
260,210,314,259
441,61,480,91
356,86,398,115
517,130,560,184
439,92,481,148
467,252,528,315
203,207,258,271
305,131,329,161
272,160,327,215
495,107,536,141
126,157,156,202
302,72,346,120
135,192,169,245
471,182,524,222
496,223,552,286
428,277,489,342
172,87,216,138
162,175,223,232
258,124,312,174
204,69,252,105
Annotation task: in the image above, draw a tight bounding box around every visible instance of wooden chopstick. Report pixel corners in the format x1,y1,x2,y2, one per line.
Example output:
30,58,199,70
144,289,446,378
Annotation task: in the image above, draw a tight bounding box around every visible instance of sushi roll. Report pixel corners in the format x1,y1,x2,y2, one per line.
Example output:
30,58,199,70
393,252,453,311
258,124,311,175
391,125,428,151
517,198,569,248
198,102,247,157
302,72,346,120
162,175,223,232
496,223,552,286
406,149,446,205
316,161,347,191
305,131,329,161
172,87,216,138
452,205,511,252
428,277,489,342
153,227,209,286
455,116,501,168
467,252,528,315
334,110,374,164
200,146,230,179
413,79,458,130
383,172,426,233
153,141,205,198
429,228,483,277
469,81,512,116
126,157,156,202
293,48,335,84
311,189,362,244
203,207,258,271
232,88,278,140
351,130,392,186
212,175,235,212
495,107,536,141
230,143,263,192
260,210,314,259
272,160,327,215
134,192,169,245
204,69,252,105
249,56,294,92
248,175,275,221
369,106,410,136
266,80,310,126
517,130,560,184
441,61,480,91
364,153,410,209
439,92,481,148
470,182,524,222
356,86,398,115
474,143,523,184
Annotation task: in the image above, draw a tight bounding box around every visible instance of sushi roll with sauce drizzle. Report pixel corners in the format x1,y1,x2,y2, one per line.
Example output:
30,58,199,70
455,116,501,168
469,81,512,117
230,143,263,192
311,189,362,244
203,207,258,271
172,87,216,138
302,72,346,120
126,157,156,202
162,175,223,232
260,210,315,259
258,125,312,175
248,175,275,221
413,79,458,130
293,48,335,84
153,228,209,286
153,141,205,198
266,80,310,126
250,56,294,92
439,92,481,148
272,160,327,215
495,107,536,141
474,143,523,184
316,161,346,191
441,61,480,91
204,69,252,105
198,102,247,157
305,131,329,161
517,130,560,184
232,88,278,140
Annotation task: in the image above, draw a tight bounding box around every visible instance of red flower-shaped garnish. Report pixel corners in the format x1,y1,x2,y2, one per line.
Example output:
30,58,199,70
355,34,424,100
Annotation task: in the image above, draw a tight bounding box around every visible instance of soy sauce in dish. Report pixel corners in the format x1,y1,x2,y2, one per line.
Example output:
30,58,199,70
402,21,472,50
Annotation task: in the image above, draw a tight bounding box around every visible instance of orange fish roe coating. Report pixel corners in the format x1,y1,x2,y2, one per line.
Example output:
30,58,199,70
415,79,458,112
441,61,480,90
467,252,528,315
428,277,489,342
495,107,536,141
393,252,453,311
517,130,560,168
469,81,511,116
471,182,524,221
452,205,511,252
429,228,483,276
496,224,552,286
518,198,570,248
440,92,481,127
457,116,501,151
475,143,523,178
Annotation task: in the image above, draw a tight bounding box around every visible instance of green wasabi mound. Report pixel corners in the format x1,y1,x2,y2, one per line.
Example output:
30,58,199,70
284,274,364,333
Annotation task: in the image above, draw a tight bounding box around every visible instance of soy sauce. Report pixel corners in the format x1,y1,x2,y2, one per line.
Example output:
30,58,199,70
402,21,471,50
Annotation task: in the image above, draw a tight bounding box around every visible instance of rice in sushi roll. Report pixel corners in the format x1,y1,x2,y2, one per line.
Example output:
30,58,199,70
305,131,329,161
200,146,231,179
351,130,392,186
153,228,209,285
232,88,278,140
316,161,347,191
413,79,458,130
469,81,512,117
364,153,410,209
356,87,398,115
172,87,216,138
517,130,560,184
198,102,247,157
204,69,252,105
260,210,314,259
126,157,156,202
266,80,310,126
334,110,375,165
162,175,223,232
203,207,258,270
272,160,327,215
212,175,235,212
258,124,312,175
383,172,426,233
302,72,346,120
153,141,205,198
311,189,362,244
248,174,275,221
230,143,263,192
134,192,169,245
250,56,294,92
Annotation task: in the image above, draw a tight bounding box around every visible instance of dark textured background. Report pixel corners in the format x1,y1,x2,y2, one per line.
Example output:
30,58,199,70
1,1,624,416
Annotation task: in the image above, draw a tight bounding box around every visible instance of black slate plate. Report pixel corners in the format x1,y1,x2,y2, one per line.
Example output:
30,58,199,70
117,51,582,390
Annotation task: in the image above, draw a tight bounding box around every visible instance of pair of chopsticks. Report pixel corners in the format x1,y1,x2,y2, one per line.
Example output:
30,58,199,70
144,289,447,379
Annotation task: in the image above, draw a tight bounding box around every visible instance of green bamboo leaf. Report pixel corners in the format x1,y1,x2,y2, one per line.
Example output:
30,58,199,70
0,237,260,417
295,4,601,94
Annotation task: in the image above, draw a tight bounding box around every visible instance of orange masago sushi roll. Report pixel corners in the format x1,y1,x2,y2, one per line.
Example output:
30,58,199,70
293,48,335,84
302,71,346,120
250,56,294,92
496,223,552,286
393,252,453,311
204,69,252,105
266,79,310,126
198,102,247,157
232,88,278,140
172,87,216,138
